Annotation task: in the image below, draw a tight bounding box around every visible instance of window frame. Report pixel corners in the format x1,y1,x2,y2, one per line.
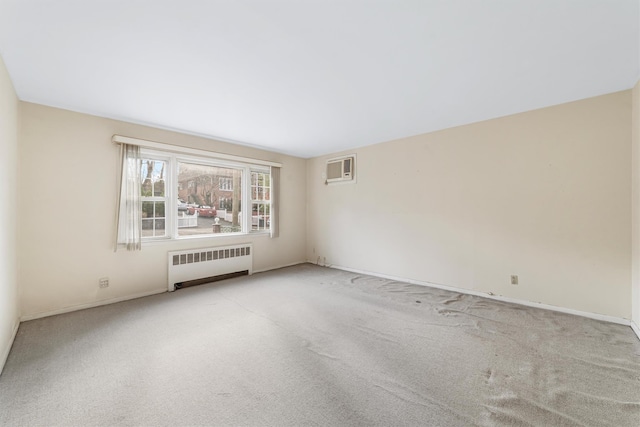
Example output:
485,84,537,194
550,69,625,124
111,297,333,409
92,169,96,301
250,169,271,232
140,148,271,242
140,155,171,240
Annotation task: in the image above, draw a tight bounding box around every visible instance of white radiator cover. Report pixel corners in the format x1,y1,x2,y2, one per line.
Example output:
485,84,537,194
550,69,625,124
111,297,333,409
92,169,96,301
167,243,253,292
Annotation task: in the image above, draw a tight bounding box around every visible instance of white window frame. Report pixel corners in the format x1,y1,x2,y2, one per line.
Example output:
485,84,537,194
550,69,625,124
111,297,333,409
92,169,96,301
140,155,171,240
250,169,271,231
140,148,271,242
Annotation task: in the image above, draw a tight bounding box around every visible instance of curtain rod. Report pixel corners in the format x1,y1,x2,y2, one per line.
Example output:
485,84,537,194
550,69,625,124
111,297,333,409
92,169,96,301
112,135,283,168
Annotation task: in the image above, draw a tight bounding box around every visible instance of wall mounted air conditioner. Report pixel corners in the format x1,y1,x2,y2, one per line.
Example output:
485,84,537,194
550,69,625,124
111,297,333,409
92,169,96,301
326,155,356,184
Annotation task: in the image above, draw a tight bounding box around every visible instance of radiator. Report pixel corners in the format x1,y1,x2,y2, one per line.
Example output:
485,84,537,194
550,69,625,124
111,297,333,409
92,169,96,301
167,243,253,291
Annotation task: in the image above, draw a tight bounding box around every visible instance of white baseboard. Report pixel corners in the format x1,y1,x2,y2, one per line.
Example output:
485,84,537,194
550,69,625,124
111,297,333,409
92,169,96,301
325,263,632,327
17,262,639,341
0,320,19,376
253,261,306,274
19,262,307,322
20,289,167,322
631,321,640,341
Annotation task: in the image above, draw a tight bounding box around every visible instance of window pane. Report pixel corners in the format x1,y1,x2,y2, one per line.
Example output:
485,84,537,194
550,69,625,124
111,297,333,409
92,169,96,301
154,216,166,237
178,162,243,236
141,201,166,237
141,160,166,197
154,180,165,197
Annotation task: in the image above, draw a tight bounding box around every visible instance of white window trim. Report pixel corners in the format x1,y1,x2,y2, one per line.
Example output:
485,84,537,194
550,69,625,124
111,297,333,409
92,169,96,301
140,148,271,242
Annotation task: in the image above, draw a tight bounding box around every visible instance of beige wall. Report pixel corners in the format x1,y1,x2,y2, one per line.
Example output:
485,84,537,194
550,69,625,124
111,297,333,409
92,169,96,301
632,80,640,327
0,56,19,373
11,81,638,326
18,103,307,318
307,91,632,319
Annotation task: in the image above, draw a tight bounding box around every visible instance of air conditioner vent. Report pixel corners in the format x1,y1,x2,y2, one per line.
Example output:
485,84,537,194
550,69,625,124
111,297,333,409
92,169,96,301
326,155,356,184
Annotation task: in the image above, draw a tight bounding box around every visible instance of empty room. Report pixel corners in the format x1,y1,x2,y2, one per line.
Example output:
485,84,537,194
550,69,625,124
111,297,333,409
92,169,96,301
1,1,640,426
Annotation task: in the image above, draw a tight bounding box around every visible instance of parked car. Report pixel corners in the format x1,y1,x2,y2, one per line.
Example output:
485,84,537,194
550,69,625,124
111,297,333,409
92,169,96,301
187,205,217,217
177,199,188,212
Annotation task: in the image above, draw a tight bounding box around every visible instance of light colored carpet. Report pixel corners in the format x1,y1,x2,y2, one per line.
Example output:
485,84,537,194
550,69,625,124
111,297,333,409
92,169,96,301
1,264,639,426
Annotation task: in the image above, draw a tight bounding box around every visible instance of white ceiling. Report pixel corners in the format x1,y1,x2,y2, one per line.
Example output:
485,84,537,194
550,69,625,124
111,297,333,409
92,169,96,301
0,1,638,158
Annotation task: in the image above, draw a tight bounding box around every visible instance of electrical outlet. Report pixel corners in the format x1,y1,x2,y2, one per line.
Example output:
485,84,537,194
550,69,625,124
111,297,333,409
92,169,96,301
510,275,518,285
99,277,109,288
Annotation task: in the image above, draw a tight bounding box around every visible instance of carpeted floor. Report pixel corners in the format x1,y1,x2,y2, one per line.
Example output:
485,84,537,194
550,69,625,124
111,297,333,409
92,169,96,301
1,264,639,426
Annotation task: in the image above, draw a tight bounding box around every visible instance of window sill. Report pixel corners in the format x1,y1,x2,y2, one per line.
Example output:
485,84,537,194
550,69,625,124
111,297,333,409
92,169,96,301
141,230,271,247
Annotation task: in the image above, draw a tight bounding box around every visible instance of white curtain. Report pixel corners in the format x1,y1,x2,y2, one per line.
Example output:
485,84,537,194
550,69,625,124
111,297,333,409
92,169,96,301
115,144,142,251
270,166,280,238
